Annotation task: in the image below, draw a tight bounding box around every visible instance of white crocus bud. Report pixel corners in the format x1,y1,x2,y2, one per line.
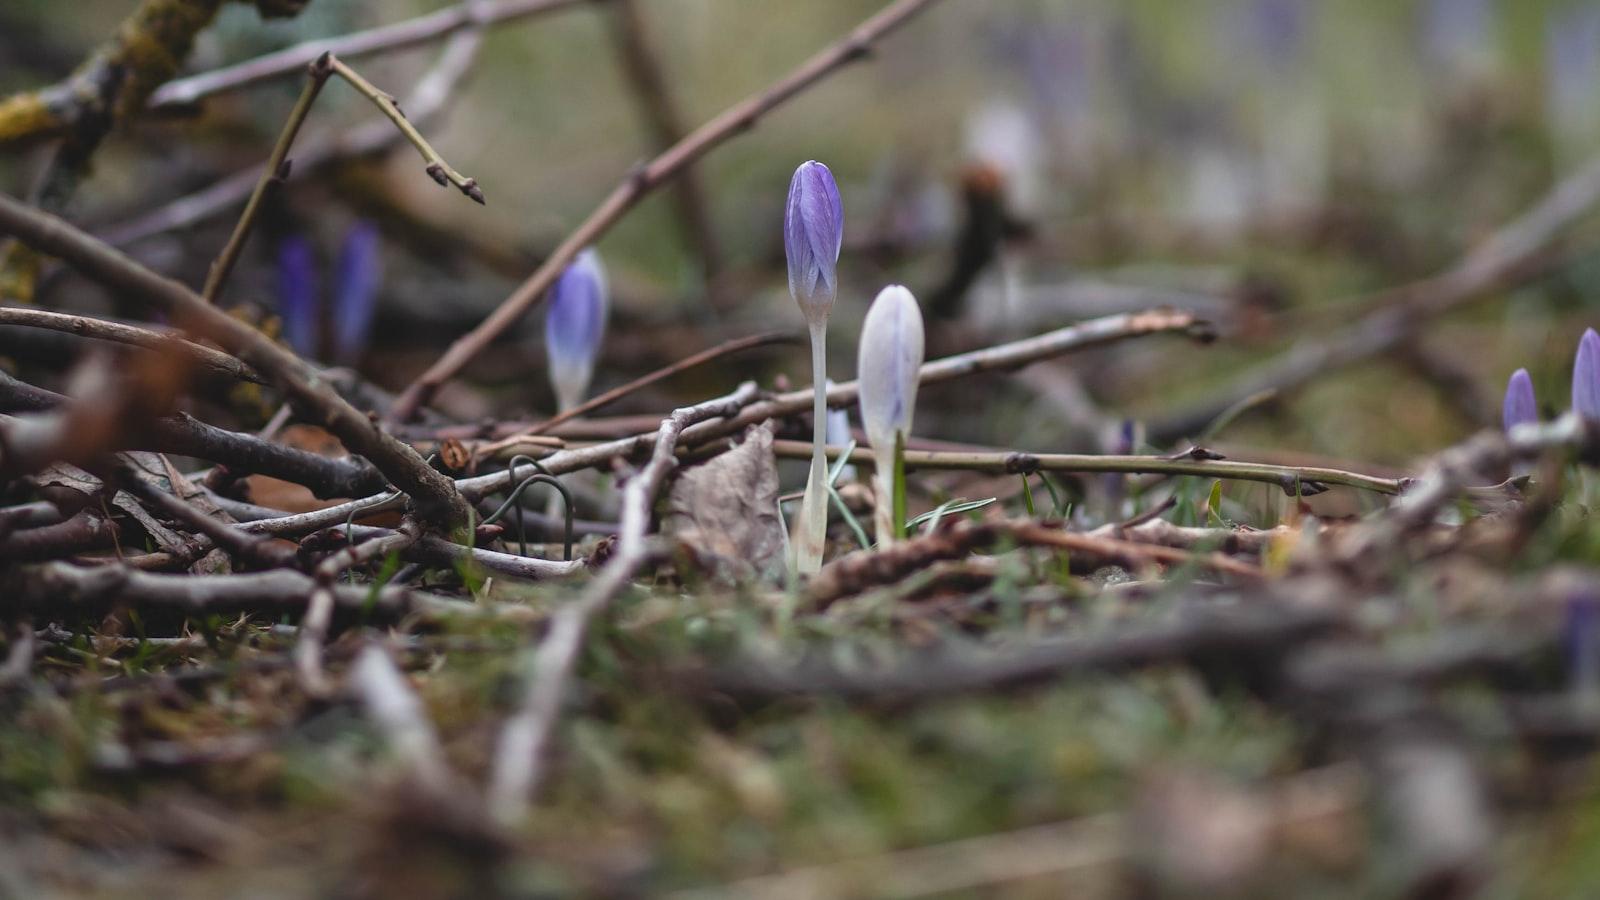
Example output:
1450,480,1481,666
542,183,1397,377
856,285,924,544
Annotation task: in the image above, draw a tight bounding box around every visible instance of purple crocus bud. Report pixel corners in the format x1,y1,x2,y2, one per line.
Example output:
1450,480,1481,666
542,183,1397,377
857,285,925,454
544,248,608,412
1247,0,1308,71
1567,592,1600,700
1573,328,1600,419
785,160,843,325
332,220,383,367
276,235,319,359
1502,368,1537,432
1422,0,1493,71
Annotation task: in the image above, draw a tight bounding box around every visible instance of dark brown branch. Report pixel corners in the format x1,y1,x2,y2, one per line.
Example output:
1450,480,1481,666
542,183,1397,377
0,191,471,530
0,510,119,561
111,458,293,567
0,372,388,499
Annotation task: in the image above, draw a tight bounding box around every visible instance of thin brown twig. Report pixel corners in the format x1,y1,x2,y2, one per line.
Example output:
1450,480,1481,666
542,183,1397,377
200,54,333,303
0,307,263,383
326,56,484,204
387,0,949,422
147,0,595,110
487,382,758,824
769,440,1405,495
521,330,796,437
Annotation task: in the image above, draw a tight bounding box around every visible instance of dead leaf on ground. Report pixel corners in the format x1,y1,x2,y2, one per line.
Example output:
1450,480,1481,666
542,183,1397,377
664,423,784,584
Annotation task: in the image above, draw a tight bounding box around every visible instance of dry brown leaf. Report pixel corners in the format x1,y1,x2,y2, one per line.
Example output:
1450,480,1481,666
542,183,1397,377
664,423,784,584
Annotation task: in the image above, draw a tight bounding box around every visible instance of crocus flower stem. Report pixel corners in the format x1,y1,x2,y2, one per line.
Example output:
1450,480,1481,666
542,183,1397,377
867,437,907,546
785,160,843,576
793,320,830,574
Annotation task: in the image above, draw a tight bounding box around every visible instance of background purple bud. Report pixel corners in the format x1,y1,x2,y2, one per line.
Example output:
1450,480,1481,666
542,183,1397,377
1421,0,1492,70
1573,328,1600,419
275,235,320,359
1547,6,1600,128
1502,368,1537,432
544,248,608,411
857,285,925,452
785,160,844,323
331,220,383,367
1568,592,1600,698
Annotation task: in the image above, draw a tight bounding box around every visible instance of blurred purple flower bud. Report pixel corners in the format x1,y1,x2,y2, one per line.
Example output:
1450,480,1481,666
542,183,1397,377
785,160,843,324
1573,328,1600,419
276,235,319,359
332,220,383,367
1567,592,1600,698
1547,6,1600,121
1247,0,1308,70
544,248,608,412
857,285,925,452
1502,368,1537,432
1422,0,1493,70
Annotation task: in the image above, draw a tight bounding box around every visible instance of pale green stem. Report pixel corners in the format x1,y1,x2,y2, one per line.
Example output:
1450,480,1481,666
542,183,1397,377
892,430,907,540
871,444,895,548
870,431,908,546
791,320,829,574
